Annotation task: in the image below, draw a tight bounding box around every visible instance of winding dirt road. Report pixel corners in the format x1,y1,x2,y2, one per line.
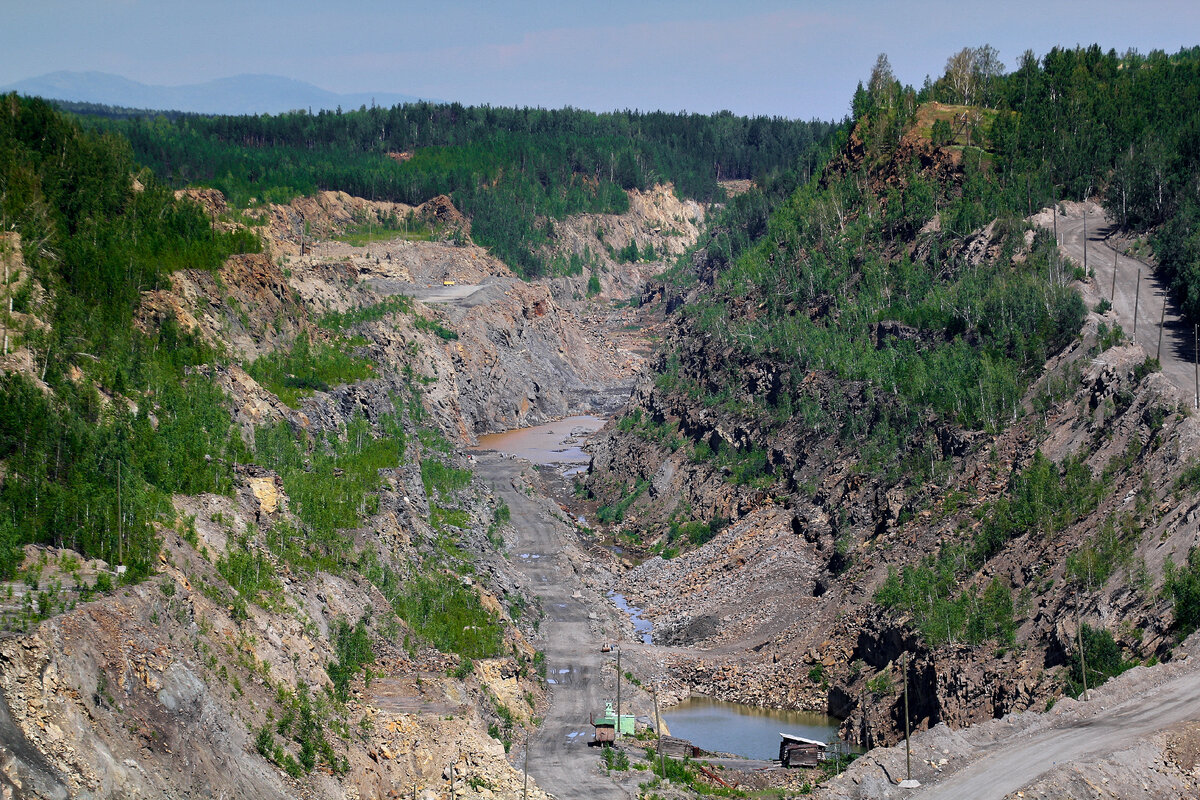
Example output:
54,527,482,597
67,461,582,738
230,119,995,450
1047,203,1197,400
908,658,1200,799
474,452,635,800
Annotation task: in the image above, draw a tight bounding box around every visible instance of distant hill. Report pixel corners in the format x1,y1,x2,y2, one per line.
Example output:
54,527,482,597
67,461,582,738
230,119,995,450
0,71,431,114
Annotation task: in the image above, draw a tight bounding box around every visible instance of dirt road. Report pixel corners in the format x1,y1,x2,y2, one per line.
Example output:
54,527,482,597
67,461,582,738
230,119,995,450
907,658,1200,799
1047,204,1197,400
361,278,490,305
474,452,635,800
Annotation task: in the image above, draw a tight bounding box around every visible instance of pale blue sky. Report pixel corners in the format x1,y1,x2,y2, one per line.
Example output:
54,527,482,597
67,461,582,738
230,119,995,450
5,1,1200,119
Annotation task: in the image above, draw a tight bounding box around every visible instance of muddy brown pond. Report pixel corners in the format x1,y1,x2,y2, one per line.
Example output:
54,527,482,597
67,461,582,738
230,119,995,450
472,415,605,475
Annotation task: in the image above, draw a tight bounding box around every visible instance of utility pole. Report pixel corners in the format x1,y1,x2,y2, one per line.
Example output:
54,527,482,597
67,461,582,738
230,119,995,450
1076,593,1089,702
1111,245,1118,302
1083,206,1088,274
117,460,123,568
1158,291,1167,362
1134,269,1141,337
616,647,622,741
903,653,912,782
654,682,666,783
523,731,529,800
1195,324,1199,410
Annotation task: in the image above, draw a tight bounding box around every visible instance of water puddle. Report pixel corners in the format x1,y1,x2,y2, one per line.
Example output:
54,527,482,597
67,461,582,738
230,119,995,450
663,696,842,760
609,591,653,644
472,415,605,474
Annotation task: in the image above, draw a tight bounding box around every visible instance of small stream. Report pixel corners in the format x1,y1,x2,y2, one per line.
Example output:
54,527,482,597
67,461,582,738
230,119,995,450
607,591,653,644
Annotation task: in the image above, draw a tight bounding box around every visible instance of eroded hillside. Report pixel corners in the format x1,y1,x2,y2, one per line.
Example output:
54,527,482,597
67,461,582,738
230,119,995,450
579,98,1200,757
0,97,702,799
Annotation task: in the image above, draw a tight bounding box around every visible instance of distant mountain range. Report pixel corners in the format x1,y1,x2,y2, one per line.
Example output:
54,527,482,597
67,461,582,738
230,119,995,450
0,71,433,115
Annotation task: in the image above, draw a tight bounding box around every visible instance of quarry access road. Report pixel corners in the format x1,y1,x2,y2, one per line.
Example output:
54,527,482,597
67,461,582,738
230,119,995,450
908,657,1200,800
360,278,489,305
1049,203,1196,400
474,452,635,800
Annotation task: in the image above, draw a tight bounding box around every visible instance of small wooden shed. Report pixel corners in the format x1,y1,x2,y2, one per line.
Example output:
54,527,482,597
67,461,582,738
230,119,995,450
589,702,620,747
657,735,700,758
779,733,828,767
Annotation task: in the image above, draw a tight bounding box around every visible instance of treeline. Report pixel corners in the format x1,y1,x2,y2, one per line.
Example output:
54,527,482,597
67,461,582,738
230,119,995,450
76,103,836,277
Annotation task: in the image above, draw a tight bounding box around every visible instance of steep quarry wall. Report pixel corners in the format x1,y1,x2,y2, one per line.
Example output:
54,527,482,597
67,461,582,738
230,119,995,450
583,218,1200,750
0,182,698,798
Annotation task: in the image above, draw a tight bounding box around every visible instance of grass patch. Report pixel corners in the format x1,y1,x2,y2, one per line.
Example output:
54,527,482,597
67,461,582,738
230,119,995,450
255,413,406,572
421,457,472,500
318,296,413,331
597,479,649,524
246,337,373,408
361,553,504,659
414,315,458,341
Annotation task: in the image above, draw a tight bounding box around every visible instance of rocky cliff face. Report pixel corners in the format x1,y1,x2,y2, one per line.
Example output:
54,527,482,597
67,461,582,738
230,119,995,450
540,184,708,307
0,184,686,799
583,213,1200,748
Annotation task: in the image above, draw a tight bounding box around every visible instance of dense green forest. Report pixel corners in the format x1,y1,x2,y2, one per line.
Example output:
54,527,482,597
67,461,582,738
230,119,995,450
856,45,1200,319
0,94,258,578
82,104,835,277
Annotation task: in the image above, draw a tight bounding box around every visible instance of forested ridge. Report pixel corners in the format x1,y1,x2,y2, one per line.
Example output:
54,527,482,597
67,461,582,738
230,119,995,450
0,94,259,579
648,44,1200,483
81,103,836,277
0,95,511,673
856,44,1200,319
601,44,1200,570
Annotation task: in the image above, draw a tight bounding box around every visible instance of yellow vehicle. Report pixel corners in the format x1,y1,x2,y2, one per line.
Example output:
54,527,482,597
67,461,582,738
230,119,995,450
442,278,456,286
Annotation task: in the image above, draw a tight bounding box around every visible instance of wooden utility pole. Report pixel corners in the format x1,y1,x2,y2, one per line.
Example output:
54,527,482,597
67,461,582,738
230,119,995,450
1134,269,1142,337
1083,207,1088,274
117,461,123,568
1195,324,1199,410
616,648,622,741
1158,292,1167,362
903,653,912,781
654,683,666,782
1111,245,1119,302
1076,593,1089,702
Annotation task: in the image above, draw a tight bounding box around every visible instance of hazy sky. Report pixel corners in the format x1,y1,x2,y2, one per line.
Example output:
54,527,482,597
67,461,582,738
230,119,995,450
6,0,1199,119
